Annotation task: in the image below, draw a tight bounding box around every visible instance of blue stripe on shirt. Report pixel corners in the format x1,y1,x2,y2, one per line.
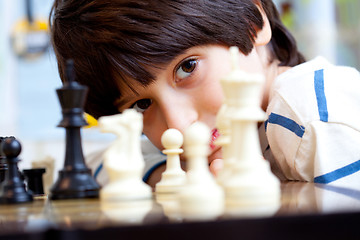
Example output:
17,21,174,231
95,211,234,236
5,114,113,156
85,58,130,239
266,113,305,138
314,160,360,184
94,159,168,183
94,162,103,179
314,69,329,122
142,159,167,183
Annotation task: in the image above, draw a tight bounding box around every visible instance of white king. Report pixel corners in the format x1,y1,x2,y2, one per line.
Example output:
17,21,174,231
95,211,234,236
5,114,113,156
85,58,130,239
220,46,281,216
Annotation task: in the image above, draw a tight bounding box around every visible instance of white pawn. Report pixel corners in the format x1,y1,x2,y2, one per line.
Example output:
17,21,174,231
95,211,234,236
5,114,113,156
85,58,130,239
155,129,186,194
98,109,152,201
178,122,224,221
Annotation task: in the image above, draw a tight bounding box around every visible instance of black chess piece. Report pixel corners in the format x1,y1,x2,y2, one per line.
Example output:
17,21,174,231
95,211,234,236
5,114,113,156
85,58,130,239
0,137,8,183
0,137,33,204
23,168,46,196
50,59,100,200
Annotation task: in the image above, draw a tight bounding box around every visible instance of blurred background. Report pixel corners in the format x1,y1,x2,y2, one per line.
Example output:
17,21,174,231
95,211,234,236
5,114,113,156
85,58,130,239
0,0,359,184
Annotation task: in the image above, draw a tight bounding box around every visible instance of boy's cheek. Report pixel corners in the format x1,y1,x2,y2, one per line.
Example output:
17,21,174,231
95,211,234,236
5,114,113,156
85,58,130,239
143,128,165,151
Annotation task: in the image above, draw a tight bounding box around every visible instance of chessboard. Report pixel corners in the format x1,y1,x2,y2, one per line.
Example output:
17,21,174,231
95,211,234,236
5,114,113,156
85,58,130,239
2,48,360,240
1,181,360,240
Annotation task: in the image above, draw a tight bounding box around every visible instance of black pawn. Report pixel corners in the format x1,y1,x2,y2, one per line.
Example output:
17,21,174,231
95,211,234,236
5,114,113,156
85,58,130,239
0,138,33,204
23,168,46,196
50,59,100,200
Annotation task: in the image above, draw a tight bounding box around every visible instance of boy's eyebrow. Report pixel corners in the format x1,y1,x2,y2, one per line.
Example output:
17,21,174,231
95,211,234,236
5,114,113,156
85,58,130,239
113,89,140,109
113,77,143,109
114,96,135,109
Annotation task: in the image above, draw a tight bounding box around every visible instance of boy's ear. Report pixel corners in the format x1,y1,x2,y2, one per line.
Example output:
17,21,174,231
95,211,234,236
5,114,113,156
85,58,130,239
254,5,272,46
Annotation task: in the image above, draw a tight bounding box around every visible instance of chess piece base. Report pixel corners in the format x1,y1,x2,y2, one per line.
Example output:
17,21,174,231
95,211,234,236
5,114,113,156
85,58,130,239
100,179,152,201
50,168,100,200
0,183,33,204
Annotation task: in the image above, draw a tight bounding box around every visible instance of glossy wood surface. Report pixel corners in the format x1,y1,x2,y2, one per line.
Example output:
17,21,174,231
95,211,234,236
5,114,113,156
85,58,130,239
1,182,360,239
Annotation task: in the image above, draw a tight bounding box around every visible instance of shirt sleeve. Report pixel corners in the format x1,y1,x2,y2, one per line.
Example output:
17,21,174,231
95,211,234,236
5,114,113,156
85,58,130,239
140,135,167,182
299,120,360,187
266,63,360,188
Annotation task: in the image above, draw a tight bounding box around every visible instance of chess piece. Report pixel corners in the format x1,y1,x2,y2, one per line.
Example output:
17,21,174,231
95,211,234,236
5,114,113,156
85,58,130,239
221,47,280,215
31,156,55,195
23,168,46,196
50,59,100,200
0,137,33,204
178,122,224,221
155,128,186,194
98,109,152,201
0,137,8,183
214,99,235,185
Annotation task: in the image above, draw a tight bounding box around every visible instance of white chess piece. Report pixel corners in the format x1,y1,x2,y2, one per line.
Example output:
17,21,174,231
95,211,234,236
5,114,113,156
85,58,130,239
155,128,186,194
178,122,224,221
98,109,152,201
221,46,280,216
215,96,235,185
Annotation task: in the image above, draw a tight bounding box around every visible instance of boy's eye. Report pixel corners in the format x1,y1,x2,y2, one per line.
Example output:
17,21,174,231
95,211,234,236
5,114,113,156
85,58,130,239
175,58,198,80
131,99,152,113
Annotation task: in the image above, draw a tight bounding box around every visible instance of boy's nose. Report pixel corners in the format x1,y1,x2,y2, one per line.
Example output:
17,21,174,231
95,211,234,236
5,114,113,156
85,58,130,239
160,97,198,133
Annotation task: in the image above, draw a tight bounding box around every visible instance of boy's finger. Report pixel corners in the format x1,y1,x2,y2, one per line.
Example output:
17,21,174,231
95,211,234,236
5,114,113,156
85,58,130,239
209,158,224,176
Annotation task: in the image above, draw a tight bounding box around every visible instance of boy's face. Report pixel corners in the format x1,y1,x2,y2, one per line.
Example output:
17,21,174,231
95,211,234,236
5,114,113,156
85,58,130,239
115,44,264,164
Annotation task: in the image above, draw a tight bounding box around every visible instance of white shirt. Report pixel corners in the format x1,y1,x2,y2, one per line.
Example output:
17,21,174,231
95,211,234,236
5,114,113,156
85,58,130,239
260,57,360,188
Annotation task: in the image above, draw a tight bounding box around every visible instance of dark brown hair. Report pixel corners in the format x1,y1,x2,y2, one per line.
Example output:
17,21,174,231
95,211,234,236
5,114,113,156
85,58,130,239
50,0,305,119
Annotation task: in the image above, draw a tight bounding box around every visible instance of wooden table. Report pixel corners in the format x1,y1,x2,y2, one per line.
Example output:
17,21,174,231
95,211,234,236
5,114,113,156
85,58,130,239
1,182,360,240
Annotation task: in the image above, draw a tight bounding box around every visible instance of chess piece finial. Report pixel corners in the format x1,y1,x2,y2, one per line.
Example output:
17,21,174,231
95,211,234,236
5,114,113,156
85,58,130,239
0,137,33,204
161,129,183,151
155,129,186,194
65,59,75,83
50,59,100,200
230,46,241,70
2,137,21,157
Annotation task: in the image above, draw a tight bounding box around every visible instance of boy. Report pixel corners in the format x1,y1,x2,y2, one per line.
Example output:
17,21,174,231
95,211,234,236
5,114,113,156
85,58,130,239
50,0,360,188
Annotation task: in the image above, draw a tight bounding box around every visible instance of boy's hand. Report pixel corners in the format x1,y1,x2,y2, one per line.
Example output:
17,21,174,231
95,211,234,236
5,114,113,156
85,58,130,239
209,158,224,176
